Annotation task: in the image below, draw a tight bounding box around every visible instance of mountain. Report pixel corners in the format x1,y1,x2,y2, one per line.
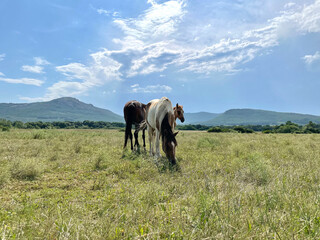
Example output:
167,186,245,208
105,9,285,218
1,98,320,126
183,112,219,124
201,109,320,126
0,97,124,122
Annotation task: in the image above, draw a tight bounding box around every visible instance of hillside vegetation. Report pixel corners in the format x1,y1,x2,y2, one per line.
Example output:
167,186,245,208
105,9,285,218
0,97,123,123
203,109,320,126
1,130,320,238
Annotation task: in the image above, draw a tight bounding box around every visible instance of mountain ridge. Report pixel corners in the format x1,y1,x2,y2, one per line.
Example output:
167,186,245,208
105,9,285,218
201,108,320,126
1,98,320,125
0,97,124,123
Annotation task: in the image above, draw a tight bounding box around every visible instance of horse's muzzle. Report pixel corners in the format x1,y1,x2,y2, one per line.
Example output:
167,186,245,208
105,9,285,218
181,118,185,123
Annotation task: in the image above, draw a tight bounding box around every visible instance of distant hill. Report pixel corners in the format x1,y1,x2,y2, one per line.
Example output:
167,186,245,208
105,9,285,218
201,109,320,126
183,112,219,124
0,97,124,123
1,98,320,126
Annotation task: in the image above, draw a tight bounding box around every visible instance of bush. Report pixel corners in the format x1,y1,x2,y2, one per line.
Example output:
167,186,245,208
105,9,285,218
2,126,10,132
233,126,254,133
208,127,222,133
262,130,273,134
275,121,302,133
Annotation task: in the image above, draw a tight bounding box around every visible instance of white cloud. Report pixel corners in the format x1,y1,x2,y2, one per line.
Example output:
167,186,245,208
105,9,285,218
0,53,5,61
56,53,122,84
96,0,320,78
22,0,320,100
303,51,320,65
96,8,119,17
302,51,320,71
114,0,186,42
0,72,4,76
130,84,172,93
21,65,44,74
147,0,157,6
29,53,123,101
0,77,43,86
34,57,50,66
284,2,296,9
20,57,50,74
97,8,111,15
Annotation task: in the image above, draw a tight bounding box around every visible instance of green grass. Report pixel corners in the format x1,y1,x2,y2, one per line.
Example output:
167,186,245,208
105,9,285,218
1,129,320,239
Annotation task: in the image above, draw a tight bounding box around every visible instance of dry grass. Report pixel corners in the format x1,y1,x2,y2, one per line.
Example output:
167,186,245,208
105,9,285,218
1,129,320,239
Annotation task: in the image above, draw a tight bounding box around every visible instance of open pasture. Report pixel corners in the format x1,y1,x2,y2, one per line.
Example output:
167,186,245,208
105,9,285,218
1,129,320,239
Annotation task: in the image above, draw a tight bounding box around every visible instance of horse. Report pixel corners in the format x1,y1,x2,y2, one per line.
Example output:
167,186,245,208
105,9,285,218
123,100,147,151
173,103,185,127
140,97,179,164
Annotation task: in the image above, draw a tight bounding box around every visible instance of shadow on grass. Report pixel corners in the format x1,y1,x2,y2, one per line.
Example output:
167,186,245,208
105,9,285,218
154,156,181,173
121,146,148,160
121,148,182,173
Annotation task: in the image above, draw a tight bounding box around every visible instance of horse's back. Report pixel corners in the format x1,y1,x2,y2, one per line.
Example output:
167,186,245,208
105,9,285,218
147,97,174,130
124,100,145,124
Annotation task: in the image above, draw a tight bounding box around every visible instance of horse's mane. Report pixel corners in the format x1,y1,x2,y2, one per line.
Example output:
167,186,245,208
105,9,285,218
161,113,177,145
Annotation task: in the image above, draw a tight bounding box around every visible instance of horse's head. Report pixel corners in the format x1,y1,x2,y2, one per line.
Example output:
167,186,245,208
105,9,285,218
162,130,179,165
173,103,185,123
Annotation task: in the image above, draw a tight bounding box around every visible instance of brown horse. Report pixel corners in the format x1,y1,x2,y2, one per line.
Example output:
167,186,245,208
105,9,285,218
123,100,147,150
173,103,185,126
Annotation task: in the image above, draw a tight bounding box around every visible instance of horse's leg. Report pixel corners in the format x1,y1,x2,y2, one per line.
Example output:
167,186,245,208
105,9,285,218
125,124,133,150
124,123,129,149
155,129,161,158
142,129,146,151
148,126,154,156
134,124,139,150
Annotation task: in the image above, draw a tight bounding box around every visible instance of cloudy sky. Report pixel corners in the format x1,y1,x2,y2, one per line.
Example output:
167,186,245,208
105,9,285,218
0,0,320,115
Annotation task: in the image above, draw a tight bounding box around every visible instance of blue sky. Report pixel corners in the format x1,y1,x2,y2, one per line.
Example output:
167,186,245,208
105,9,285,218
0,0,320,115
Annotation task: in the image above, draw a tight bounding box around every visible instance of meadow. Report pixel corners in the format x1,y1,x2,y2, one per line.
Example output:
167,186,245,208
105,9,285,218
1,129,320,239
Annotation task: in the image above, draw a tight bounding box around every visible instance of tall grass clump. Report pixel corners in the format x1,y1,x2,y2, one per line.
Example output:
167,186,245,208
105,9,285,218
10,158,43,180
0,168,10,187
94,153,108,170
32,131,45,139
240,153,271,186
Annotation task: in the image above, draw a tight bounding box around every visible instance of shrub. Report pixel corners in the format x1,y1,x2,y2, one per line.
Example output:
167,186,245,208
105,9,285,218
207,127,222,133
208,126,232,133
233,126,254,133
2,126,10,132
262,130,273,134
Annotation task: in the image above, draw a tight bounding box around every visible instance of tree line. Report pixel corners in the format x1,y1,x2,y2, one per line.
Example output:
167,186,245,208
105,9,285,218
0,119,125,131
1,119,320,134
207,121,320,134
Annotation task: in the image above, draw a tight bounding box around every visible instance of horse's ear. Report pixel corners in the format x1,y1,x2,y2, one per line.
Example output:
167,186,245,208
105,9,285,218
176,103,179,108
174,131,179,137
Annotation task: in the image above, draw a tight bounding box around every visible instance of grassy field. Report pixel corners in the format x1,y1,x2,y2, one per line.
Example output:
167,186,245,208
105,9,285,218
1,129,320,239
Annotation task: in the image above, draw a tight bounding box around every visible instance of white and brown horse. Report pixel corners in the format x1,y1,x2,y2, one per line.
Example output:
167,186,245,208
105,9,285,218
141,97,183,164
123,100,147,150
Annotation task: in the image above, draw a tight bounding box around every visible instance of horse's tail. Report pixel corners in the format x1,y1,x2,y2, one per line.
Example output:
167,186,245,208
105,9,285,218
138,120,148,131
